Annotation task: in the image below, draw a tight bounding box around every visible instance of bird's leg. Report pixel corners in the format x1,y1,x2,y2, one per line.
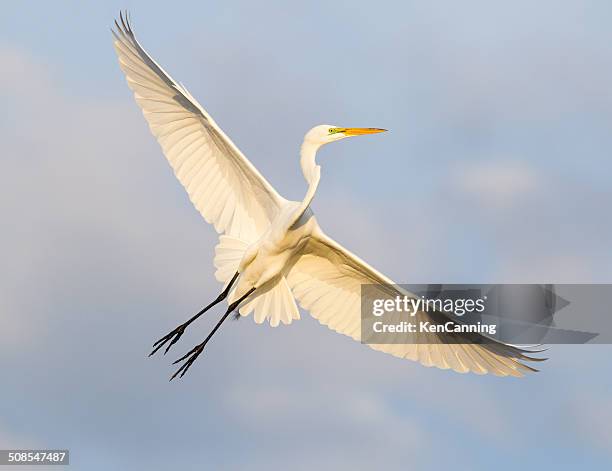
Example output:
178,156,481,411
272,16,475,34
149,272,239,357
170,287,256,380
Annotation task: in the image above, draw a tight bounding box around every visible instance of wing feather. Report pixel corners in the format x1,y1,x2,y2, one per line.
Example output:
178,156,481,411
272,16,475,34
287,227,543,377
112,13,285,241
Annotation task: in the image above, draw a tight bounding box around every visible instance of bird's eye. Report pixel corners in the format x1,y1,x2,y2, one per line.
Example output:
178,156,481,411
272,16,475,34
328,128,334,134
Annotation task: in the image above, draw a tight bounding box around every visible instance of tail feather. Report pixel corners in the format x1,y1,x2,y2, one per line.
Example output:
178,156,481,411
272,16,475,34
240,277,300,327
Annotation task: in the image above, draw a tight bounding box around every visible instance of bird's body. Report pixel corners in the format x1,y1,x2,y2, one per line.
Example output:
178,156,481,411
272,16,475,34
112,13,543,379
232,201,315,305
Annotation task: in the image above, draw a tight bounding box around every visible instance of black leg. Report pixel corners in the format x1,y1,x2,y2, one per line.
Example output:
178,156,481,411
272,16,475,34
170,287,256,380
149,272,239,357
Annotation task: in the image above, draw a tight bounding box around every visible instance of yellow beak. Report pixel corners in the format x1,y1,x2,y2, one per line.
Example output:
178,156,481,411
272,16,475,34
341,127,387,136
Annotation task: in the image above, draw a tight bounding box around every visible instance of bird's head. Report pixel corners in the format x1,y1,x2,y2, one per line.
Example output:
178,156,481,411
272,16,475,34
304,124,387,146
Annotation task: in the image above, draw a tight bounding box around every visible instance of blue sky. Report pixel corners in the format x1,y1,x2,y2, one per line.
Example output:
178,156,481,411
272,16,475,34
1,1,612,470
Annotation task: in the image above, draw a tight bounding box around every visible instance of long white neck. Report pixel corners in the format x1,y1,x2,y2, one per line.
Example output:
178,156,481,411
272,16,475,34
297,139,322,214
300,139,321,185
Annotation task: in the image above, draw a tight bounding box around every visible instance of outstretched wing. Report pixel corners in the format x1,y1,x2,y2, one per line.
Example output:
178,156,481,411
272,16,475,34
287,227,543,377
112,13,286,242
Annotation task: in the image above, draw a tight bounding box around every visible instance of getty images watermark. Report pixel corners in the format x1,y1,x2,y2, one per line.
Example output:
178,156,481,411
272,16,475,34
371,290,492,335
361,284,609,345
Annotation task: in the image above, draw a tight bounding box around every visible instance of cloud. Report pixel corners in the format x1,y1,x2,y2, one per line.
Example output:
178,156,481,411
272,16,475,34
452,159,540,210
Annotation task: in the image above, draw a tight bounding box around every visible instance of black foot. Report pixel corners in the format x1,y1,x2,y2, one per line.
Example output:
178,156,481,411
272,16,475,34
168,286,256,381
149,323,187,357
170,343,205,380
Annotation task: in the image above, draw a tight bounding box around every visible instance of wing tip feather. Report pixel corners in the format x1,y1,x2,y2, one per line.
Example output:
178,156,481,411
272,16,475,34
112,10,134,42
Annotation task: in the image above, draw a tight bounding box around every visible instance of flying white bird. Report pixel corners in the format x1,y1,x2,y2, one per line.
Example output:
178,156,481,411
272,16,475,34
112,13,542,380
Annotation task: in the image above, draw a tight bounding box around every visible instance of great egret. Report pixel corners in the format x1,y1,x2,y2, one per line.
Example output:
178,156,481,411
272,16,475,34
112,13,542,380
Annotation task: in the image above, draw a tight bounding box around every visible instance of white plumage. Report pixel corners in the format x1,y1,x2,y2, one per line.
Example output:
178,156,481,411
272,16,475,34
113,13,542,378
